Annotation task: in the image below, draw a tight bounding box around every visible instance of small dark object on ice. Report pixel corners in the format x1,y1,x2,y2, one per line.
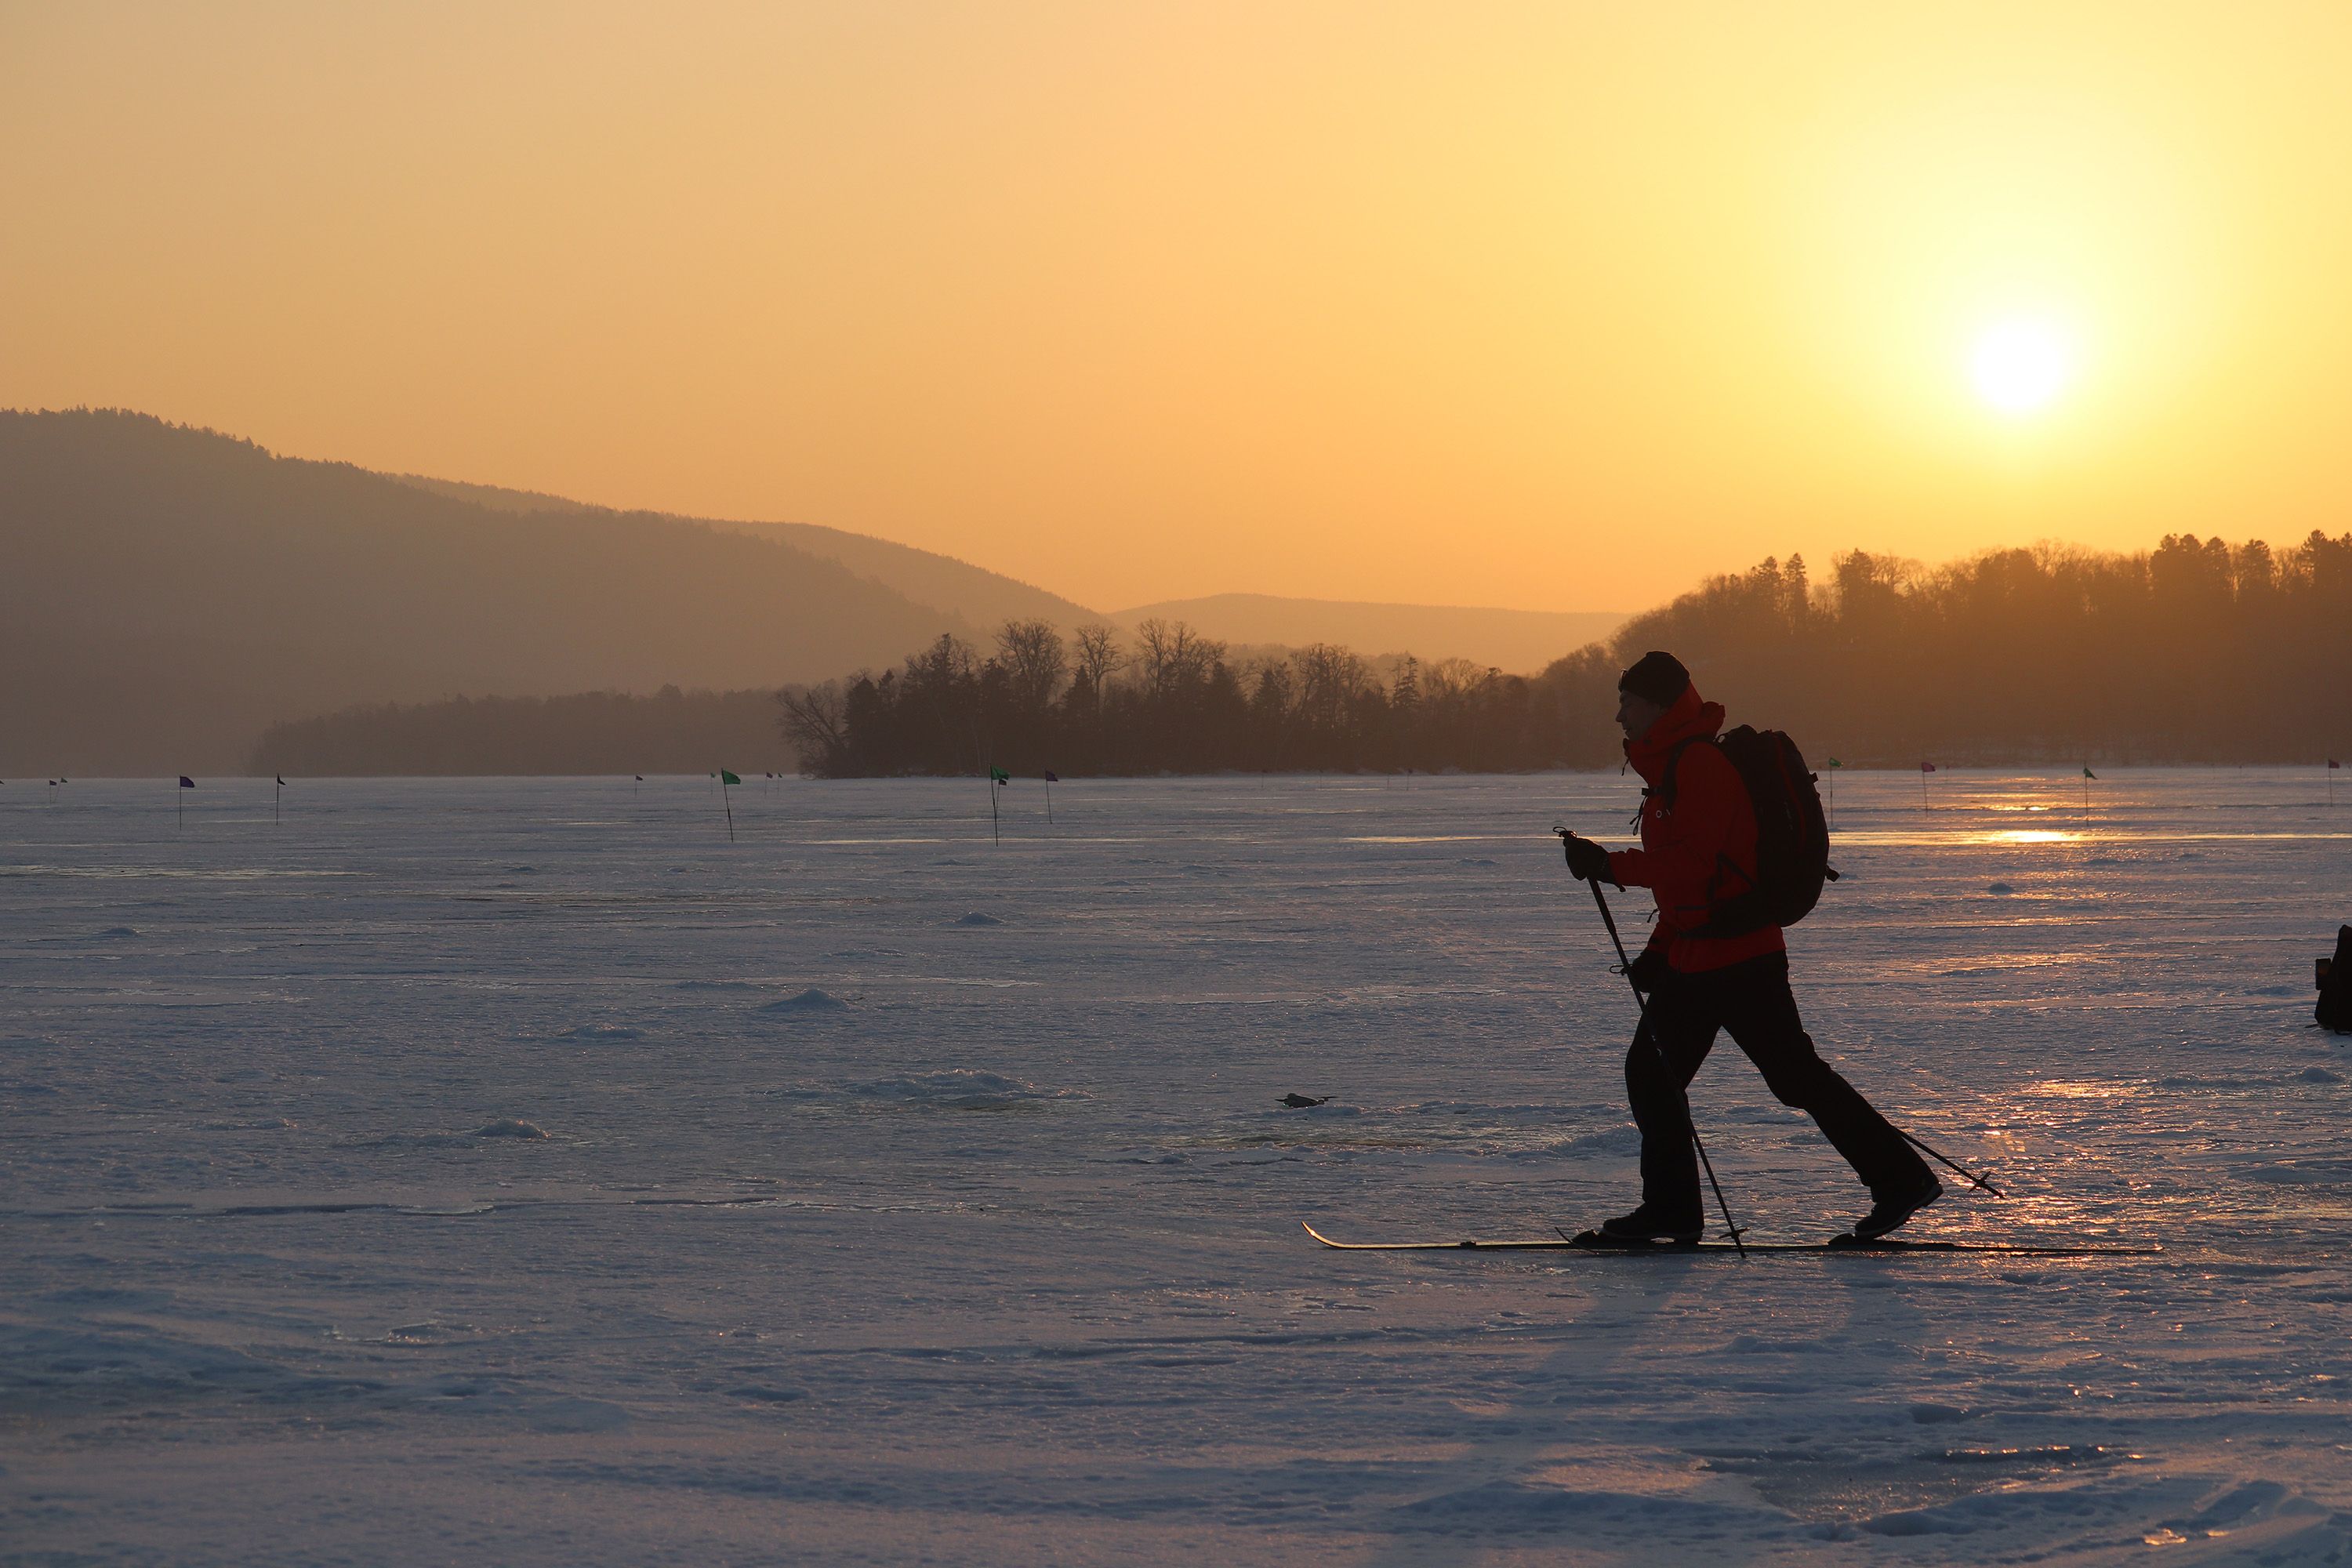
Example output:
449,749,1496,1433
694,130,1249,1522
1278,1093,1330,1109
2318,926,2350,1034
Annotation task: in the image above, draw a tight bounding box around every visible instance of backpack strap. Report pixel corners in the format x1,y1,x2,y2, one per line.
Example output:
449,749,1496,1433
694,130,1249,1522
1651,735,1712,811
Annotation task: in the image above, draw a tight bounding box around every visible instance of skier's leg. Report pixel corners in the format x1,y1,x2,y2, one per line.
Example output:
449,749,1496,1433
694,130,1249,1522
1622,978,1719,1225
1719,954,1930,1193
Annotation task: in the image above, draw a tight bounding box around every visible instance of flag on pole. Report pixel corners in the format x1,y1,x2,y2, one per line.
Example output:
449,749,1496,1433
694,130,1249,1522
179,776,195,788
989,767,1011,784
1918,760,1936,774
2332,760,2343,770
720,769,742,786
1044,770,1059,782
2082,765,2097,779
277,775,287,786
1824,758,1842,768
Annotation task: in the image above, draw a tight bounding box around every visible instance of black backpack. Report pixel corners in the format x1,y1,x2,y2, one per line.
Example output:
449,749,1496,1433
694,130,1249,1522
1662,726,1838,937
2321,926,2352,1035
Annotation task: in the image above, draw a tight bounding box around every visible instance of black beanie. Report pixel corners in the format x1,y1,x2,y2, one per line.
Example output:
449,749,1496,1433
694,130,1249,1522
1617,651,1690,708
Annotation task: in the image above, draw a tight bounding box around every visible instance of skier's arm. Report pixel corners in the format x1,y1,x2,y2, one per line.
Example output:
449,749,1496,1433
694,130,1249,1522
1606,748,1740,906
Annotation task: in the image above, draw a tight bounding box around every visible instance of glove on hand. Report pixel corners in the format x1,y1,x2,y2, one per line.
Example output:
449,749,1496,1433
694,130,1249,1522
1624,945,1674,996
1563,833,1614,884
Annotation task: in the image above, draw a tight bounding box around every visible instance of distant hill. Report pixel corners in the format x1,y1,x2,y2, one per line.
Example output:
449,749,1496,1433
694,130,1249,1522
1,411,982,774
1111,593,1625,675
390,474,1101,632
391,474,1617,674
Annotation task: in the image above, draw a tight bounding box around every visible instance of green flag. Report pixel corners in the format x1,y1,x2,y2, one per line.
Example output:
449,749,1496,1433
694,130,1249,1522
720,769,742,786
989,767,1010,783
1824,757,1843,768
2082,765,2096,779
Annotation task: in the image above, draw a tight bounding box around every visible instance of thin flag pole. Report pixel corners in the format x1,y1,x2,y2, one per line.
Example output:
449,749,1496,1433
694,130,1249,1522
991,776,1000,845
720,771,735,842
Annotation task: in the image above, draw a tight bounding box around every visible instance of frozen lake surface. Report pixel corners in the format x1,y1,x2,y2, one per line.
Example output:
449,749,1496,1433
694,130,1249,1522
5,769,2350,1565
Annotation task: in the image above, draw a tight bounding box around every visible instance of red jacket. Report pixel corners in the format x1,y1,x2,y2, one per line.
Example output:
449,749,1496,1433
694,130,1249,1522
1606,684,1786,974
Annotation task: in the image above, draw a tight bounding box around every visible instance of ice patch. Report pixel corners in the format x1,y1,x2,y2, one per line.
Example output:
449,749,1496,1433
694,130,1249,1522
1395,1482,1760,1532
762,988,848,1013
2241,1160,2352,1185
1909,1403,1971,1424
953,911,1003,926
527,1396,631,1433
1984,883,2017,895
727,1384,806,1404
841,1070,1083,1112
556,1024,644,1041
474,1119,548,1140
0,1322,367,1413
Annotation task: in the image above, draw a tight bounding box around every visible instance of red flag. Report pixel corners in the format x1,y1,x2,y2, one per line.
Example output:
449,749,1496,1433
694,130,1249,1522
1919,760,1937,774
2332,759,2343,769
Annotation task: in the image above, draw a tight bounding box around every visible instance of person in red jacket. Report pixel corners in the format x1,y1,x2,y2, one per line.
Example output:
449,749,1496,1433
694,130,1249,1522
1563,652,1938,1243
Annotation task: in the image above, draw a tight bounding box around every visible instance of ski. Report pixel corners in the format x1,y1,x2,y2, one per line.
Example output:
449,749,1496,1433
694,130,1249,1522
1301,1222,2158,1257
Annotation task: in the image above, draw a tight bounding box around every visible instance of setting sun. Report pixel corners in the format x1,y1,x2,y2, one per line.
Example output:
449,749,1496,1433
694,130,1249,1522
1969,318,2077,416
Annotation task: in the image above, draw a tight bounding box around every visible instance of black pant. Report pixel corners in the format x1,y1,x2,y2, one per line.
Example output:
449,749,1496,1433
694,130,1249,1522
1626,952,1928,1222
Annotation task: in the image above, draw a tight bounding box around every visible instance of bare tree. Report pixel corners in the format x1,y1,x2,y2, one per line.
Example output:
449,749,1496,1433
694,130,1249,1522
994,619,1069,713
777,681,850,775
1071,622,1121,697
1135,618,1224,699
1291,642,1370,731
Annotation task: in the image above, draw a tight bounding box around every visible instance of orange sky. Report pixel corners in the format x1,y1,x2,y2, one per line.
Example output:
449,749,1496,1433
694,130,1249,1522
6,2,2350,614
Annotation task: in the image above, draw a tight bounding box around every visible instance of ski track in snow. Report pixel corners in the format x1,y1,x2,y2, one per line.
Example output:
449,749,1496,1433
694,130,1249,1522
2,770,2348,1566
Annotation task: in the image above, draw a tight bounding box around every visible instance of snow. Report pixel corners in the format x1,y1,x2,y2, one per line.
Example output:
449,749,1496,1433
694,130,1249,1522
4,769,2350,1565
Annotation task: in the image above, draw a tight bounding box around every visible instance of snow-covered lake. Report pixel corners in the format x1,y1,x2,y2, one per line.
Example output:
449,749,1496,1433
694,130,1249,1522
5,769,2349,1565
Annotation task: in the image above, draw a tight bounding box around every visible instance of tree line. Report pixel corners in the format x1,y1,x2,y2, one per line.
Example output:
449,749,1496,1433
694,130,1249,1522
779,620,1625,776
782,530,2352,777
1613,530,2352,765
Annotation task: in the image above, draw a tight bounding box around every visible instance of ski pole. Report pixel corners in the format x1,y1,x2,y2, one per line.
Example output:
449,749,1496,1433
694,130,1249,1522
1896,1129,2005,1198
1560,830,1747,1256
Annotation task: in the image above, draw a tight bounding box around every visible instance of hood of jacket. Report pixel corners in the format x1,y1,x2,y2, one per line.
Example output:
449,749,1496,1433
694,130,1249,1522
1623,683,1726,786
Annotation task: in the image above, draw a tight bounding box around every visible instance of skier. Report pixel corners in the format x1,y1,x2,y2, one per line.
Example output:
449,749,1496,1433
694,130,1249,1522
1563,652,1941,1243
